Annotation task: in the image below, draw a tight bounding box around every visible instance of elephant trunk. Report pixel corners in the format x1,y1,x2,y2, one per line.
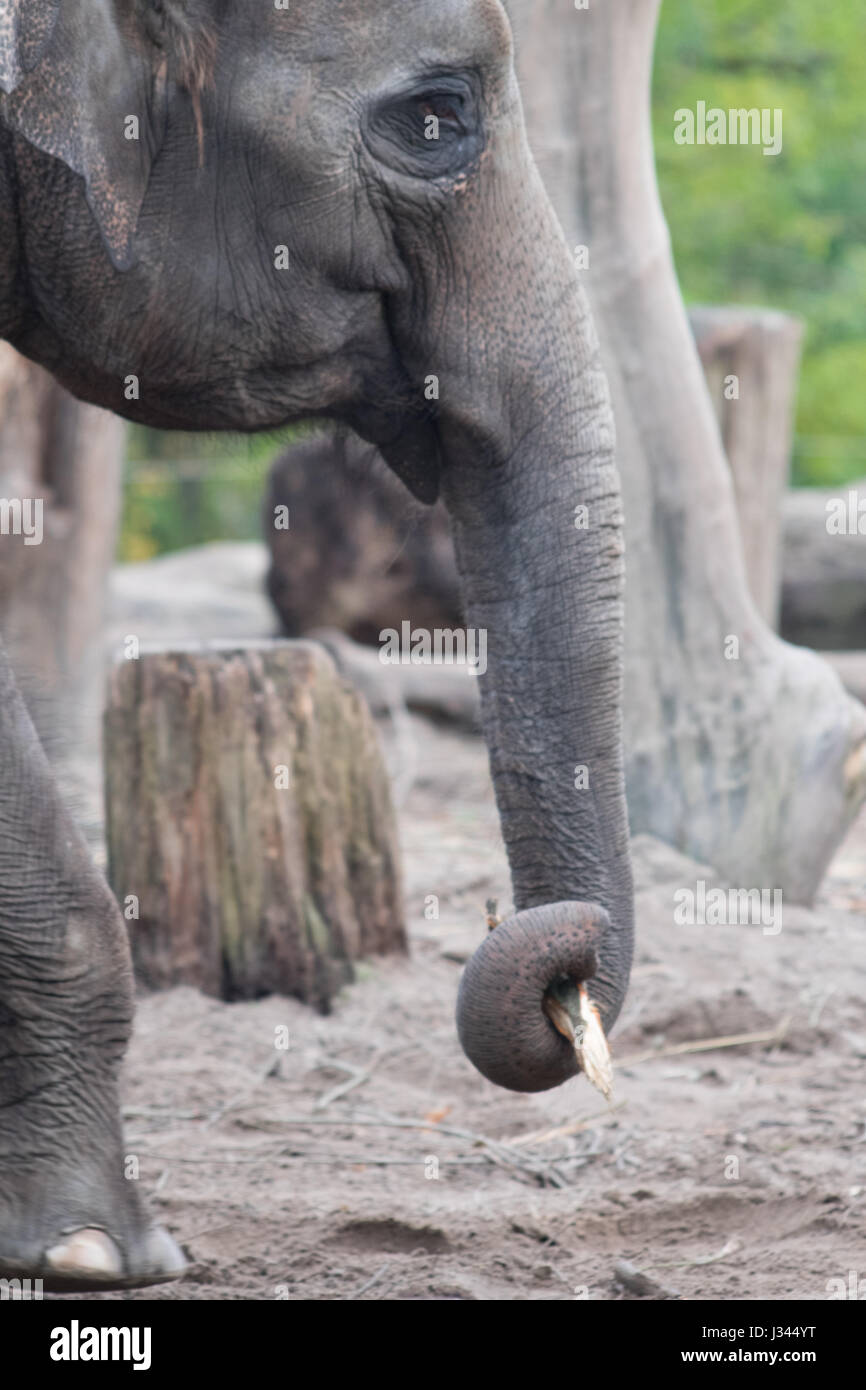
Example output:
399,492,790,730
436,225,634,1093
376,55,634,1092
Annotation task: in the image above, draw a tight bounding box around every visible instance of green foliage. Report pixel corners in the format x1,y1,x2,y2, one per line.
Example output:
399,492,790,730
653,0,866,484
119,429,298,562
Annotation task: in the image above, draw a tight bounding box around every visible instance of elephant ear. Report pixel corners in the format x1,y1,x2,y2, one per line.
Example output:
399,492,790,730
0,0,59,89
0,0,160,270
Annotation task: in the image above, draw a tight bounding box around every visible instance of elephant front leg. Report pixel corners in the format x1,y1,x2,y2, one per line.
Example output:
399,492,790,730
0,640,185,1291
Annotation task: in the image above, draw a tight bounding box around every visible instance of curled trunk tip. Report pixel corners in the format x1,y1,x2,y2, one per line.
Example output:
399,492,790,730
456,900,610,1093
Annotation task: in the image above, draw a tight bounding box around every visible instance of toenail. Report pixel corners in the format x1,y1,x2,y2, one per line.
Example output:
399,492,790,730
45,1228,123,1277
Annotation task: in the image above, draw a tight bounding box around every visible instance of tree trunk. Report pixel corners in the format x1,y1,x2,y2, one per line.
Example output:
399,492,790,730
103,639,406,1010
0,343,123,753
824,653,866,708
780,480,866,649
689,306,803,627
506,0,866,902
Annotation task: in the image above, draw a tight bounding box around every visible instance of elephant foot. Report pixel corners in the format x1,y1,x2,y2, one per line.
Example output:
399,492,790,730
0,939,186,1292
0,1188,186,1292
0,643,186,1292
0,1025,187,1290
1,1077,186,1290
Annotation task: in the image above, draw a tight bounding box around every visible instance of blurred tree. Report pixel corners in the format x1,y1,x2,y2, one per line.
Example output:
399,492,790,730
119,429,297,561
0,344,122,743
653,0,866,484
509,0,866,901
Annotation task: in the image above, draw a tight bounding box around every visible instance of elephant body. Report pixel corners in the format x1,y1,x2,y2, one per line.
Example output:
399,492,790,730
0,0,633,1289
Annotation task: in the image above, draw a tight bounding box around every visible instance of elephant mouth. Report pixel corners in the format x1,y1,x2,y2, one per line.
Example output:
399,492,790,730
455,900,612,1094
377,431,441,504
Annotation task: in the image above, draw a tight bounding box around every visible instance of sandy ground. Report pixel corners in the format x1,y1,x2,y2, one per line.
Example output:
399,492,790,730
53,544,866,1302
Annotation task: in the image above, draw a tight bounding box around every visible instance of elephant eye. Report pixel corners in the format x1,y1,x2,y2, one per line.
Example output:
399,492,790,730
416,94,464,132
144,0,168,45
365,74,484,180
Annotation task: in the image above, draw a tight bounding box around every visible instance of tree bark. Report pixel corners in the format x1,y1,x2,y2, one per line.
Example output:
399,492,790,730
103,639,406,1010
506,0,866,902
689,306,803,627
0,343,123,747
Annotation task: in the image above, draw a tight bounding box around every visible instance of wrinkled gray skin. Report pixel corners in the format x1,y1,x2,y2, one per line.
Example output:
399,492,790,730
0,0,633,1288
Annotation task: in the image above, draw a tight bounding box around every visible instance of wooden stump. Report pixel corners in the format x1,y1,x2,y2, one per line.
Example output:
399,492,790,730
104,639,406,1010
0,342,123,746
689,306,804,628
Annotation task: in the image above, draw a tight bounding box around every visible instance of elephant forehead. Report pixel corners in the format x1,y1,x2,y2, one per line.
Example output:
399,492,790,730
224,1,514,180
230,0,513,89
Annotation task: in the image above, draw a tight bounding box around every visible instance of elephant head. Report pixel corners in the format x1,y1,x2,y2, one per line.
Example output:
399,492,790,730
1,0,634,1093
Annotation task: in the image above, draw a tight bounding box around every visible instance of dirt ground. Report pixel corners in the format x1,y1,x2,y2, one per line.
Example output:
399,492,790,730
55,545,866,1302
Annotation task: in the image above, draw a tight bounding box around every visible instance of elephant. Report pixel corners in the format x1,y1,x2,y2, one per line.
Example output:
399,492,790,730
0,0,634,1289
